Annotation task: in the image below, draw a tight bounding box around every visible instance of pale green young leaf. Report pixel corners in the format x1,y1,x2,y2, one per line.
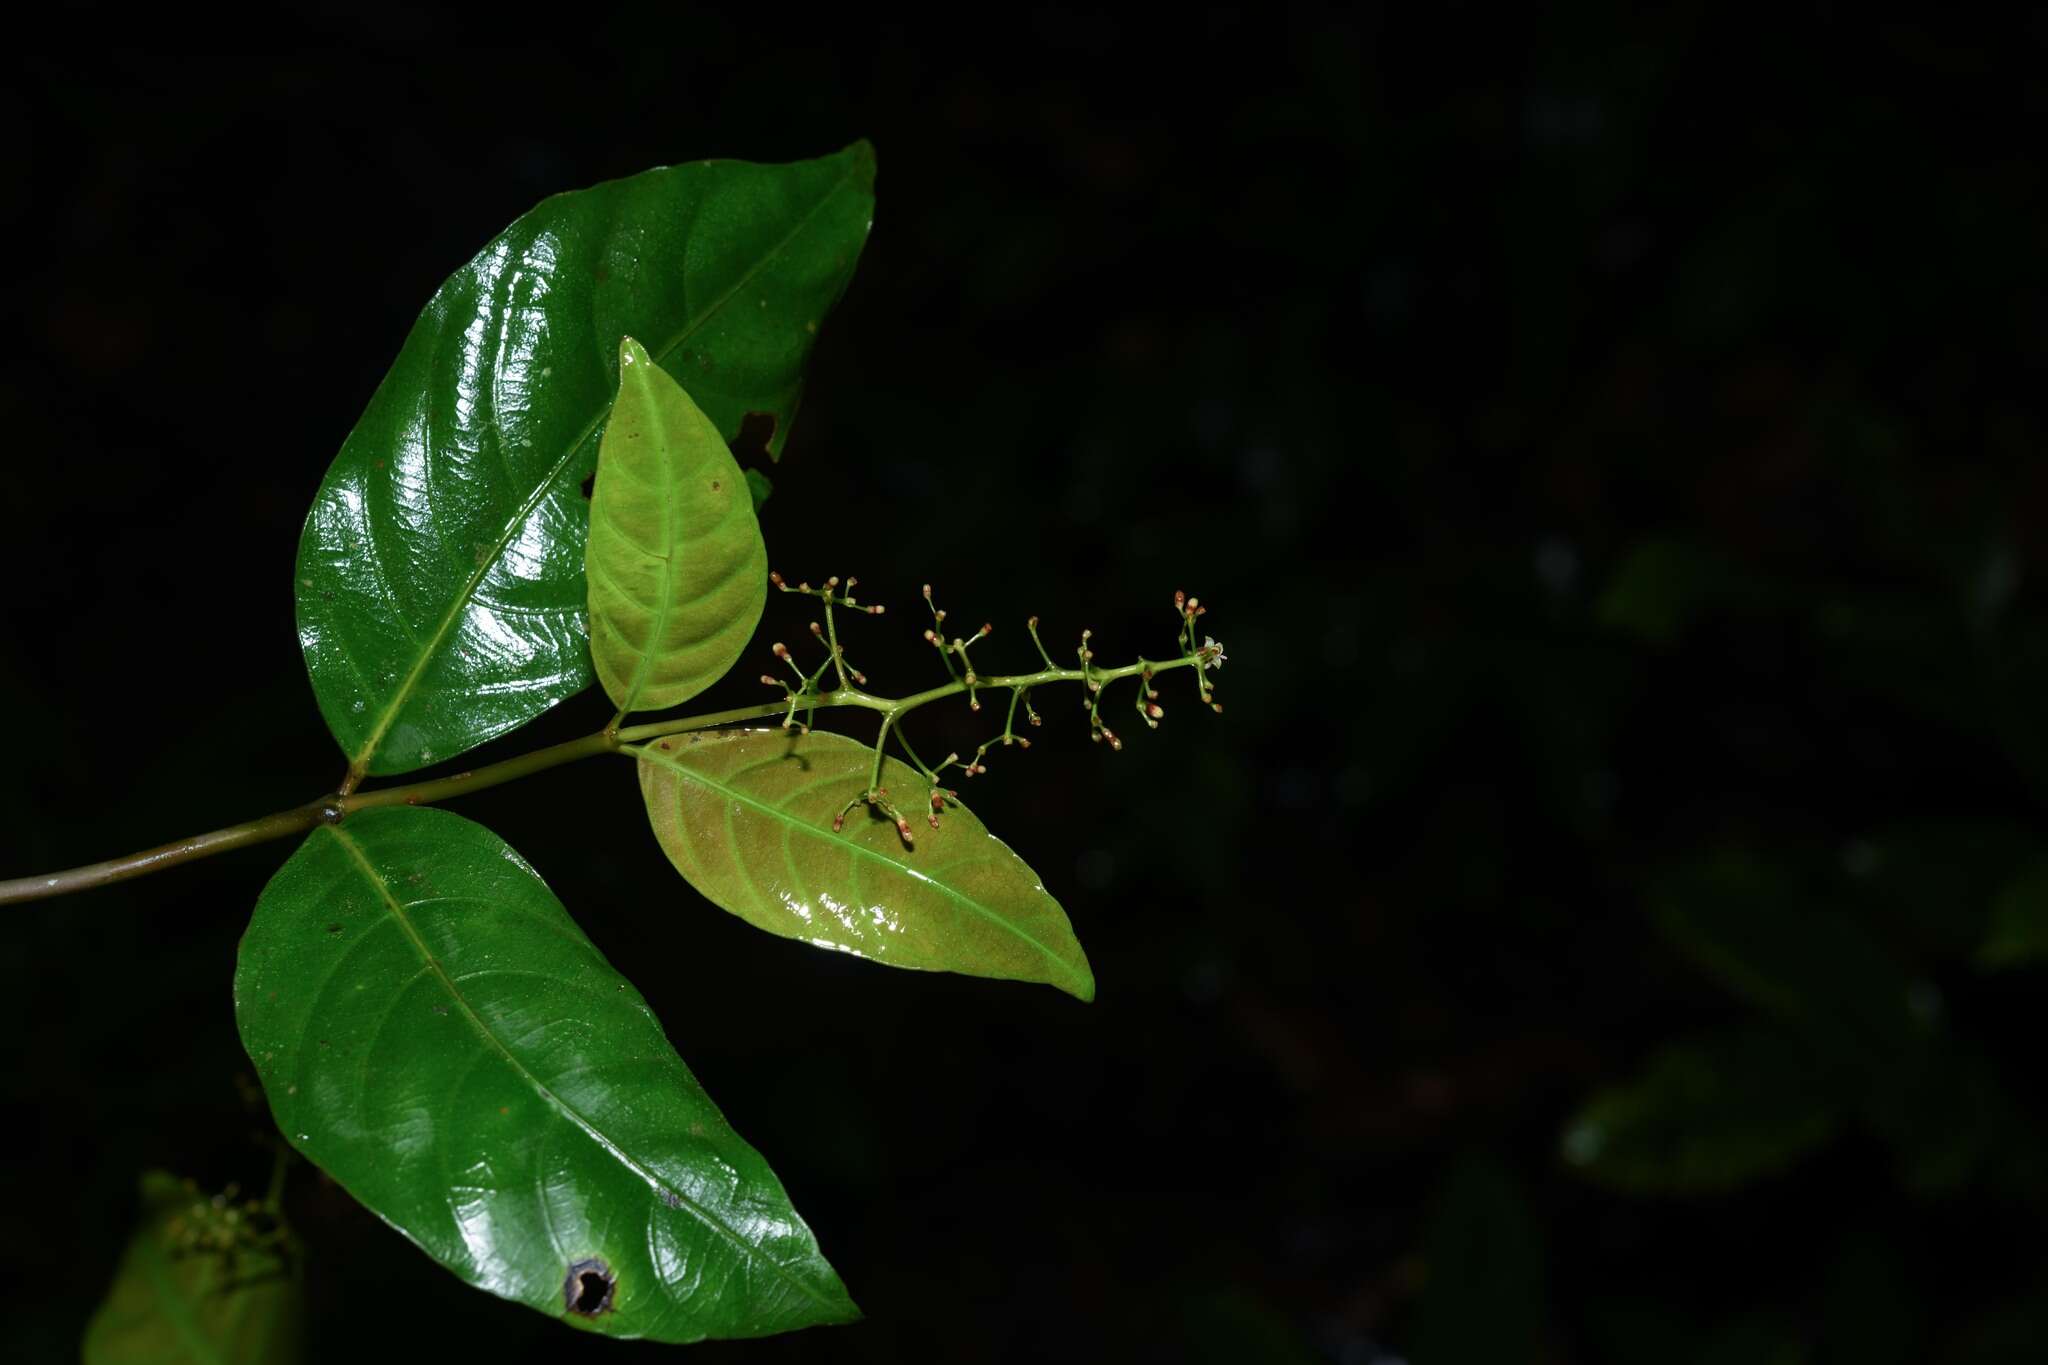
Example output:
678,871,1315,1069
83,1171,303,1365
586,338,767,717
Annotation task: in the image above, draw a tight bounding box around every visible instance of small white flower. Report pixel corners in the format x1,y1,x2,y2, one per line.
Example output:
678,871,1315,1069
1202,636,1226,669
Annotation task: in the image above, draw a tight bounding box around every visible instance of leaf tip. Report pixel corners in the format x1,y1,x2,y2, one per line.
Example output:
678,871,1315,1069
1065,964,1098,1004
617,334,651,370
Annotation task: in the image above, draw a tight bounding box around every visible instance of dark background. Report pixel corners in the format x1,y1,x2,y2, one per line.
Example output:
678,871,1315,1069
6,9,2048,1361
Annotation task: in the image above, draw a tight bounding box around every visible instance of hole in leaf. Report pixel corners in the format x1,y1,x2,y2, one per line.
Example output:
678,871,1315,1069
579,473,596,500
729,410,777,463
564,1257,614,1316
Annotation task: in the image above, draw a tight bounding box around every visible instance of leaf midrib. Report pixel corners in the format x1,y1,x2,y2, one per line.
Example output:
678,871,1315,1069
608,367,676,717
349,154,866,774
321,825,839,1313
633,741,1087,990
138,1228,234,1365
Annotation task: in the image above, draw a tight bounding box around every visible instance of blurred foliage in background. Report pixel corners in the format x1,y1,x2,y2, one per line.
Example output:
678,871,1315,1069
7,9,2048,1362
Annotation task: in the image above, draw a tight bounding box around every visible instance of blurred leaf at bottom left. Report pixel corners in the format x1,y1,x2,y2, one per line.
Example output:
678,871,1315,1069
83,1170,303,1365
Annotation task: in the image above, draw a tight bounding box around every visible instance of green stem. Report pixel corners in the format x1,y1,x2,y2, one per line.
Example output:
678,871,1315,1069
0,657,1201,908
263,1140,291,1215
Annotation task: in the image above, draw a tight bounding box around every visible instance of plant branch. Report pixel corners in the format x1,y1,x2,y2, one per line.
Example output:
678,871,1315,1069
1,623,1211,907
0,698,790,907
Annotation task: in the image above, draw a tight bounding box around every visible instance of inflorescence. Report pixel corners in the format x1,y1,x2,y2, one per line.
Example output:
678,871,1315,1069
761,573,1224,848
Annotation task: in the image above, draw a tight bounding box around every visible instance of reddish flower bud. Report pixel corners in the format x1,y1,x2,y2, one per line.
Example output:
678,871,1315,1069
770,570,786,587
772,642,790,659
922,583,933,599
761,675,780,687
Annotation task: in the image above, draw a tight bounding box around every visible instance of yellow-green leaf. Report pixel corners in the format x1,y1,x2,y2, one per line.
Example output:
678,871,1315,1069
633,729,1095,1000
83,1172,303,1365
586,338,767,716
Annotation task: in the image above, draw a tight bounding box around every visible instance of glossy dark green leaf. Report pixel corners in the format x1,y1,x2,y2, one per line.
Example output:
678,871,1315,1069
1560,1032,1839,1193
83,1171,303,1365
298,144,875,777
234,806,856,1342
586,338,767,716
633,728,1095,1000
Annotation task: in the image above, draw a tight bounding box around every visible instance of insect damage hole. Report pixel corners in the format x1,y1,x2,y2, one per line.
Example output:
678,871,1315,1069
564,1257,615,1317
